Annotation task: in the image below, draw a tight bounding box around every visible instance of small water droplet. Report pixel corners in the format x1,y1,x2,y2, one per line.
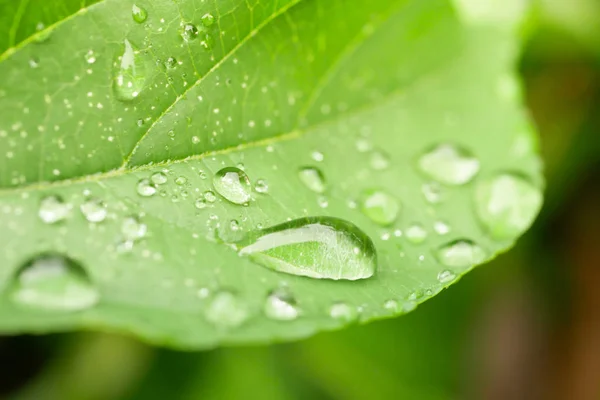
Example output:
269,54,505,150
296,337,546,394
84,50,96,64
113,39,147,101
433,220,450,235
383,299,399,312
360,189,400,226
150,172,167,185
181,24,198,41
132,4,148,23
213,167,251,205
436,240,486,269
264,288,299,321
195,199,207,209
237,217,376,280
121,216,147,241
317,196,329,208
175,176,187,185
164,57,177,69
329,302,358,322
418,144,479,185
203,190,217,203
9,254,99,311
405,224,427,244
370,150,390,170
437,270,457,284
80,198,107,222
205,291,248,329
422,182,443,204
311,151,324,162
136,178,156,197
474,173,542,239
298,167,325,193
254,179,269,193
39,195,71,224
201,13,215,27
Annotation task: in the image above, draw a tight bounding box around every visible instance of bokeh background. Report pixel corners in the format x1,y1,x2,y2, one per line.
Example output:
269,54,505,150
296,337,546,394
2,1,600,399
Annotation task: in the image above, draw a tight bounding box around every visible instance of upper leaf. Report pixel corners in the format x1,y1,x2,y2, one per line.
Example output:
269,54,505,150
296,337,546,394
0,0,543,348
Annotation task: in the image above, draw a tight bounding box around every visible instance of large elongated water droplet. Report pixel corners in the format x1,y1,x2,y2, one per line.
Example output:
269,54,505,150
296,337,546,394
9,255,99,311
474,173,542,239
418,144,479,185
113,39,147,101
205,291,248,329
237,217,376,280
436,240,486,269
360,189,400,226
213,167,251,204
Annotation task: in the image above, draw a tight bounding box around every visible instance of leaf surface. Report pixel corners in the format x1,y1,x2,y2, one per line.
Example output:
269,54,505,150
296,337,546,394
0,0,543,348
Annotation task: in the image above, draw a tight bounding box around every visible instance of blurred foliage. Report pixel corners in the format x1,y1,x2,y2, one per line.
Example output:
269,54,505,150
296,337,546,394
2,1,600,399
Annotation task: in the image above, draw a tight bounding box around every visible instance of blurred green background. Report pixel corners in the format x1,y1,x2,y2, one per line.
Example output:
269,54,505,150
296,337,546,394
2,2,600,399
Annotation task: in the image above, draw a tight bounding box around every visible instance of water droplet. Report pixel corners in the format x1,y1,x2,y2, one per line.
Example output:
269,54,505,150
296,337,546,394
264,289,299,321
311,151,324,162
437,270,457,284
433,220,450,235
204,190,217,203
121,216,147,241
132,4,148,23
201,13,215,27
254,179,269,193
298,167,325,193
80,198,107,222
175,176,187,185
402,301,417,312
195,199,207,209
113,39,147,101
9,254,99,311
39,195,71,224
422,182,443,204
436,240,486,269
317,196,329,208
150,172,167,185
205,291,248,329
474,173,542,239
405,224,427,244
136,178,156,197
383,299,399,312
164,57,177,69
360,189,400,226
237,217,376,280
370,150,390,170
181,24,198,41
84,50,96,64
418,144,479,185
213,167,251,205
329,302,358,322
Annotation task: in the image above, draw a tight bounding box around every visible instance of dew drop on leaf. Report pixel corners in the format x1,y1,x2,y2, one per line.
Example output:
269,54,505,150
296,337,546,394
175,176,187,185
437,269,457,284
164,57,177,69
84,50,96,64
370,150,390,170
418,143,480,185
38,195,71,224
474,173,543,240
405,223,427,244
298,167,326,193
131,4,148,23
329,302,358,322
136,178,156,197
264,288,299,321
213,167,252,205
237,217,376,280
121,216,147,241
383,299,399,312
422,182,443,204
436,240,486,269
205,291,248,329
360,189,400,226
203,190,217,203
113,39,147,101
201,13,215,27
254,179,269,194
433,220,450,235
80,198,107,223
195,199,207,209
150,172,167,185
180,24,198,41
9,254,99,311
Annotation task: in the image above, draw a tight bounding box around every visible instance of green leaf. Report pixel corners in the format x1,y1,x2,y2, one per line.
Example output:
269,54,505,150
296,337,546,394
0,0,543,348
